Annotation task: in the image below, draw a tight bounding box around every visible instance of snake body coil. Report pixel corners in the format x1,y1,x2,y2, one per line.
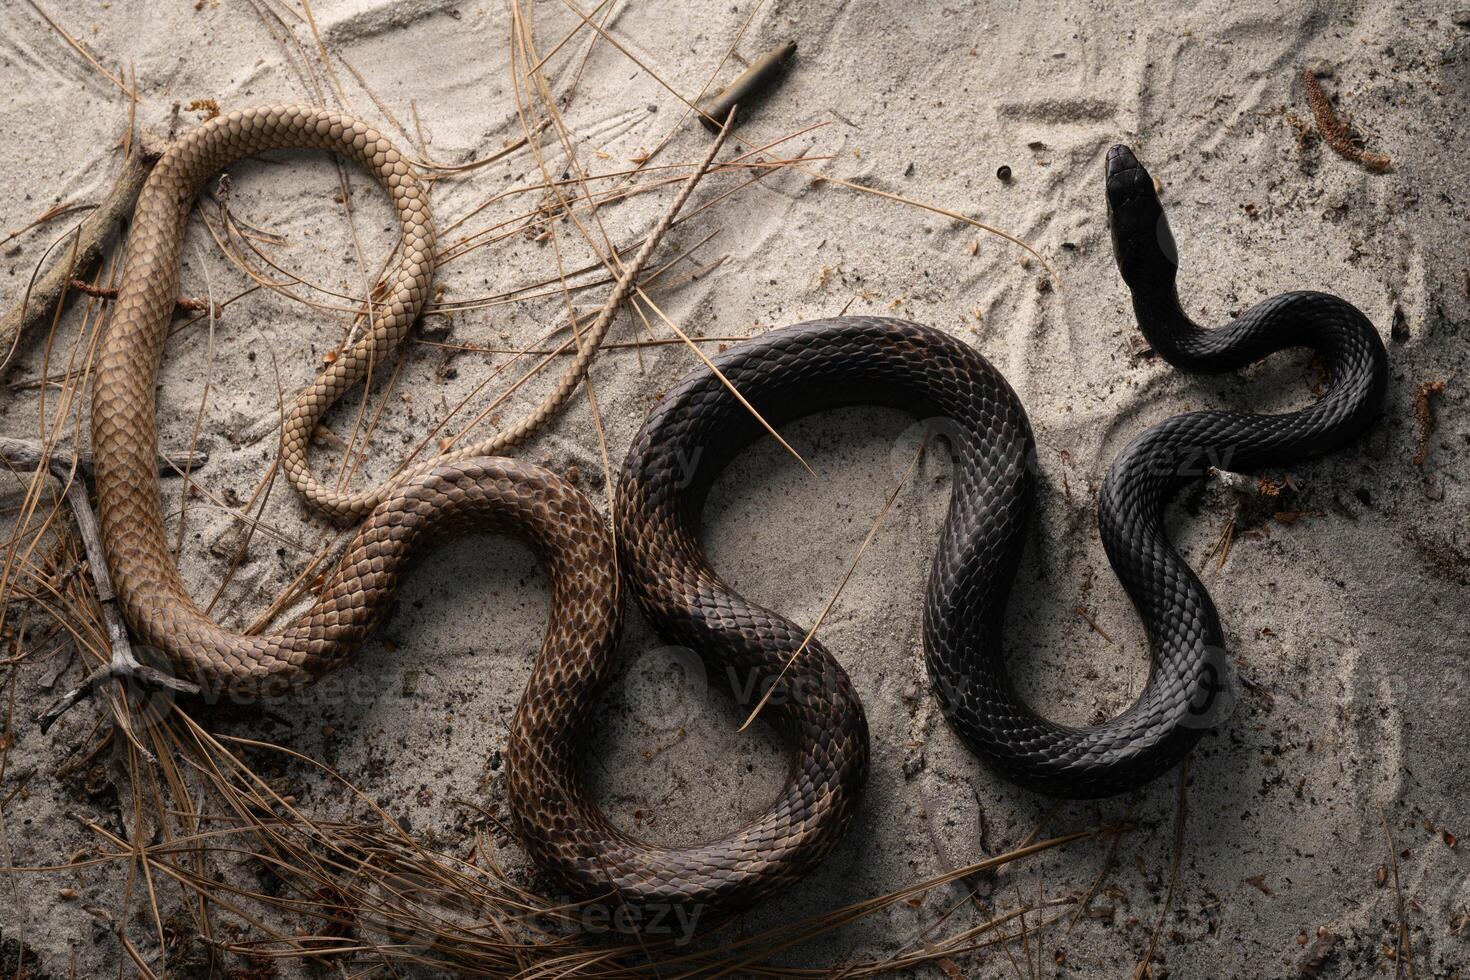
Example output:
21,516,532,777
93,105,442,689
87,106,1387,927
591,144,1387,913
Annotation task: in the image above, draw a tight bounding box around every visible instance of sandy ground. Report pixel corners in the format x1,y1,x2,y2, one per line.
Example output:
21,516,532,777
0,0,1467,976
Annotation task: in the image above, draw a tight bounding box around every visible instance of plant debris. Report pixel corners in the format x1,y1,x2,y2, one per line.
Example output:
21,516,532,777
185,97,221,119
1413,378,1445,467
1296,927,1340,976
65,277,218,314
1301,67,1392,173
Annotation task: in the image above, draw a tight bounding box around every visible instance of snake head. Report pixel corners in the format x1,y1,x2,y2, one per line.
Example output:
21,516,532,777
1105,145,1179,291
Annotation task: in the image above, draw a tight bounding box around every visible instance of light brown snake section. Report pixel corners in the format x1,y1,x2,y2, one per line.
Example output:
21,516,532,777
89,105,621,691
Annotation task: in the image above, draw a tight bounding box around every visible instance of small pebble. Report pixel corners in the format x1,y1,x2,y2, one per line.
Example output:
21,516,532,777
1453,10,1470,27
996,165,1012,182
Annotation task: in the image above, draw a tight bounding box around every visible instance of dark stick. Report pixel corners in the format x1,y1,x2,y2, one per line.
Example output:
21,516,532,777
698,40,798,132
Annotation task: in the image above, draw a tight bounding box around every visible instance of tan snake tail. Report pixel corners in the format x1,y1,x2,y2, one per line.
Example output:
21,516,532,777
90,103,722,690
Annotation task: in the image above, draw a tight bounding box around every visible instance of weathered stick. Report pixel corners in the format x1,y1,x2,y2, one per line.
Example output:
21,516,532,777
0,436,208,477
0,135,164,374
697,40,797,132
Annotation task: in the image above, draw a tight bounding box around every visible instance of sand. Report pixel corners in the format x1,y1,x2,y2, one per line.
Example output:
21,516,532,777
0,0,1466,976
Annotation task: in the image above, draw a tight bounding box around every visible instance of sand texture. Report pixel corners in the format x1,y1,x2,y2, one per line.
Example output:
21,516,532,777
0,0,1466,976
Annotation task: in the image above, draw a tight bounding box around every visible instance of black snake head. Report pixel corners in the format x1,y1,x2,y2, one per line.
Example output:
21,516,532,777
1105,144,1179,295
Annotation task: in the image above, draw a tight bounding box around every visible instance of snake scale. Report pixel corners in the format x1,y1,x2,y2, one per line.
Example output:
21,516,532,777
86,99,1386,924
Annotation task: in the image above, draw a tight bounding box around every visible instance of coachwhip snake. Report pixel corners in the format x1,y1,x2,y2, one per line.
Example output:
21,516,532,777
83,104,1387,922
89,104,711,690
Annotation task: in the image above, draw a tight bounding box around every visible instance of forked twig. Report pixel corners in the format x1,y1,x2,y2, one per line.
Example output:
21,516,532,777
0,439,207,741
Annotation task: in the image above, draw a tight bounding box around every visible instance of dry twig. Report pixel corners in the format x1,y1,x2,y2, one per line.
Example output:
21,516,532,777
63,278,218,316
0,136,163,373
1380,803,1416,978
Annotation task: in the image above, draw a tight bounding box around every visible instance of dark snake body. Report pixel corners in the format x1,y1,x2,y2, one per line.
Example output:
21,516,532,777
537,145,1387,917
